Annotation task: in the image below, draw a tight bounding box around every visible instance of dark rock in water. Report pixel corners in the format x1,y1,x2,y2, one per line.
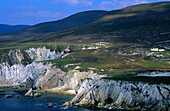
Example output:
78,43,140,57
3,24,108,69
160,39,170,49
12,94,15,96
0,93,6,96
0,89,5,92
6,95,12,98
48,103,54,107
24,96,31,99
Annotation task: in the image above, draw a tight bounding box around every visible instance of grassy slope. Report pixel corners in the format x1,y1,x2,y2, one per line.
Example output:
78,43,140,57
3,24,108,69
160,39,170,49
42,45,170,84
21,2,170,45
0,11,106,42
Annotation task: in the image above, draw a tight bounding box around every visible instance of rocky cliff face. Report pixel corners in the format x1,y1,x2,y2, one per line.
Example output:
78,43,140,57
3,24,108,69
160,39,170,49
64,79,170,111
0,47,65,87
0,46,169,110
0,62,52,87
37,70,104,94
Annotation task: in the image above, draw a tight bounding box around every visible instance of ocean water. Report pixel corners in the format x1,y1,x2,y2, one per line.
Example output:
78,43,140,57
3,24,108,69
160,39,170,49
0,88,124,111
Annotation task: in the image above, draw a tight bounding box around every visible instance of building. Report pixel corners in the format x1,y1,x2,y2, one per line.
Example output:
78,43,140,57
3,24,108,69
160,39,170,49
151,48,165,52
151,48,159,51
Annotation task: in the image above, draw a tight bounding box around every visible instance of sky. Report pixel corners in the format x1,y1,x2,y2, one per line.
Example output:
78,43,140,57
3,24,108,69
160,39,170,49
0,0,169,25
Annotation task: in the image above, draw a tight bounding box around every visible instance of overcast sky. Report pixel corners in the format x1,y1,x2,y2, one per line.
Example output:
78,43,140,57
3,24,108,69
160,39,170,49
0,0,169,25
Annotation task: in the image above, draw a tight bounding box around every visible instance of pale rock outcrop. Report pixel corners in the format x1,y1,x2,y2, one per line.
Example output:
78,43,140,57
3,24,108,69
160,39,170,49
35,67,66,90
8,49,24,64
0,62,53,86
64,79,170,111
42,70,105,95
0,47,65,87
24,88,33,97
25,47,64,61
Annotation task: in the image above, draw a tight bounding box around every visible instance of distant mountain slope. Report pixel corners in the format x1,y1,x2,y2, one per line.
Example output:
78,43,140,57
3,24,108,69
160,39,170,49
22,1,170,46
0,10,107,42
0,24,30,34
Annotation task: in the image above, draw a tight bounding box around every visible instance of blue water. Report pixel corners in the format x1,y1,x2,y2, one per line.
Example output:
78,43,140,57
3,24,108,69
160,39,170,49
0,88,123,111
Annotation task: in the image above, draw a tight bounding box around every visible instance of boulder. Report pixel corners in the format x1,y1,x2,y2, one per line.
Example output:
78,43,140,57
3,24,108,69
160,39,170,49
34,92,41,97
0,89,5,92
48,103,54,107
24,88,33,97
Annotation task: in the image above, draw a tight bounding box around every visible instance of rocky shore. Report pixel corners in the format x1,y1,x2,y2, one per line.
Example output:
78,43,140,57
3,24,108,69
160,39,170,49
0,47,169,110
63,78,170,111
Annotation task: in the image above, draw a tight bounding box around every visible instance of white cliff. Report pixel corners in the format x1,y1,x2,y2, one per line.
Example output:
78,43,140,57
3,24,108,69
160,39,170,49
25,47,64,61
0,62,52,86
37,70,105,94
64,78,170,111
0,47,66,87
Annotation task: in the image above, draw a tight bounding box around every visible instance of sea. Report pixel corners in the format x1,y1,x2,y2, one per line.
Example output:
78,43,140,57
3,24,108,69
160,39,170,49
0,88,126,111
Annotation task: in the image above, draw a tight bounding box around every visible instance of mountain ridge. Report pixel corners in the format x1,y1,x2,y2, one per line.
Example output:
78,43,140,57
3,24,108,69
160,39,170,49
19,1,170,47
0,24,30,34
0,10,107,42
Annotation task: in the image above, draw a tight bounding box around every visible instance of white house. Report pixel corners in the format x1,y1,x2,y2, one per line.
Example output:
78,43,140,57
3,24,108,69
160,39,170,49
159,49,165,52
151,48,159,51
151,48,165,52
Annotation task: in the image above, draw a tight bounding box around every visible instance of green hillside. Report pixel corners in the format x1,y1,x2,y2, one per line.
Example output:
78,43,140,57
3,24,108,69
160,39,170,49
0,10,106,42
21,2,170,46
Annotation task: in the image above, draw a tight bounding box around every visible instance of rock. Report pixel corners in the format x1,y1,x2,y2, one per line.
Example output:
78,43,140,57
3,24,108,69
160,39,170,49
63,102,72,107
13,86,29,92
34,93,41,97
24,88,33,97
0,93,6,96
48,103,54,107
97,103,104,107
0,89,5,92
0,47,64,87
6,95,12,98
65,79,170,111
30,93,34,97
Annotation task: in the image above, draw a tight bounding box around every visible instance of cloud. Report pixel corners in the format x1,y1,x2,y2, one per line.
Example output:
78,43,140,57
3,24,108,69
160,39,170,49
37,11,65,17
14,5,35,10
52,0,93,7
99,0,148,10
52,0,60,5
11,11,66,18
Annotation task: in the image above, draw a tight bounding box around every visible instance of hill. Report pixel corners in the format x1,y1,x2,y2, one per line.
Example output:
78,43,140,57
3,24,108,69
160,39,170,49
21,2,170,48
0,24,30,34
0,10,106,42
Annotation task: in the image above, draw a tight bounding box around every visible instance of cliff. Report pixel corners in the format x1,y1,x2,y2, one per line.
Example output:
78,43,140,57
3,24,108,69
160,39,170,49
0,47,169,110
0,47,66,87
64,79,170,111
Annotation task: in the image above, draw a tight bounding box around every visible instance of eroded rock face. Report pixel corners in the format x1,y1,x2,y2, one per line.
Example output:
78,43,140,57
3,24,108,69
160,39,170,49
0,47,65,87
41,70,104,94
25,47,63,61
35,67,66,90
0,62,52,87
65,79,170,111
0,47,170,110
